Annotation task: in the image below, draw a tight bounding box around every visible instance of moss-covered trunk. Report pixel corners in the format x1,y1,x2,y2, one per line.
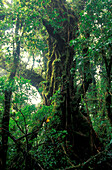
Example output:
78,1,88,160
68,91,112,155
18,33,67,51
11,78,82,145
42,0,101,162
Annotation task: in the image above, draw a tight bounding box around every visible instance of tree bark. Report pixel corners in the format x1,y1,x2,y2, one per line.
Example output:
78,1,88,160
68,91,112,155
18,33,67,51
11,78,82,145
42,0,101,162
1,90,12,170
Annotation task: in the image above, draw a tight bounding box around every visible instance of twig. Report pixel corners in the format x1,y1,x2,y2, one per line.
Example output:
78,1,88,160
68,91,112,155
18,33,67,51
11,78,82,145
11,117,25,134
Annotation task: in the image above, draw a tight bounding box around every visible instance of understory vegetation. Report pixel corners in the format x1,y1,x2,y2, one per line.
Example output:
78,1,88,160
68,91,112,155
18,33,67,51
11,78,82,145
0,0,112,169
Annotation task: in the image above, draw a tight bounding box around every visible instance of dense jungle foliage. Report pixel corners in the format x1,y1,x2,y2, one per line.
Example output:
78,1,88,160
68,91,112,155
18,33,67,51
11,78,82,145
0,0,112,169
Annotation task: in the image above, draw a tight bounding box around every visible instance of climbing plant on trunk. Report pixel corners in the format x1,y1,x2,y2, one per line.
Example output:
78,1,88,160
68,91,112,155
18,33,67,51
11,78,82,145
41,0,101,161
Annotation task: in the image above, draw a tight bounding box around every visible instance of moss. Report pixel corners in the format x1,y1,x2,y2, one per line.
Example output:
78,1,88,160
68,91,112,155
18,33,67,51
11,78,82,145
52,58,61,71
46,59,52,78
50,58,61,93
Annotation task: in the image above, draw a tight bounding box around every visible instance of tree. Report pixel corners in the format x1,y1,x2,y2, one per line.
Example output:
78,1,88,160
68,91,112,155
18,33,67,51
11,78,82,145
41,0,101,160
77,0,112,123
0,0,46,168
1,12,21,169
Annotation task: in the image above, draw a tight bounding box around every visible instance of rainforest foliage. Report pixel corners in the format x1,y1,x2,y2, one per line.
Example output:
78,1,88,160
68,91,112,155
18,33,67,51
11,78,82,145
0,0,112,169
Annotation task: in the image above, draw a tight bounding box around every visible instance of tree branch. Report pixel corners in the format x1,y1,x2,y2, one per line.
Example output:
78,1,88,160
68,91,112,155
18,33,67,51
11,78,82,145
42,19,65,44
65,149,109,170
0,55,44,91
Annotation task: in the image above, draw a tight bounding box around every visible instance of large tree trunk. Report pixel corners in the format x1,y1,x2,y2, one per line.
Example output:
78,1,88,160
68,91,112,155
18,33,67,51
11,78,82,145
42,0,101,162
